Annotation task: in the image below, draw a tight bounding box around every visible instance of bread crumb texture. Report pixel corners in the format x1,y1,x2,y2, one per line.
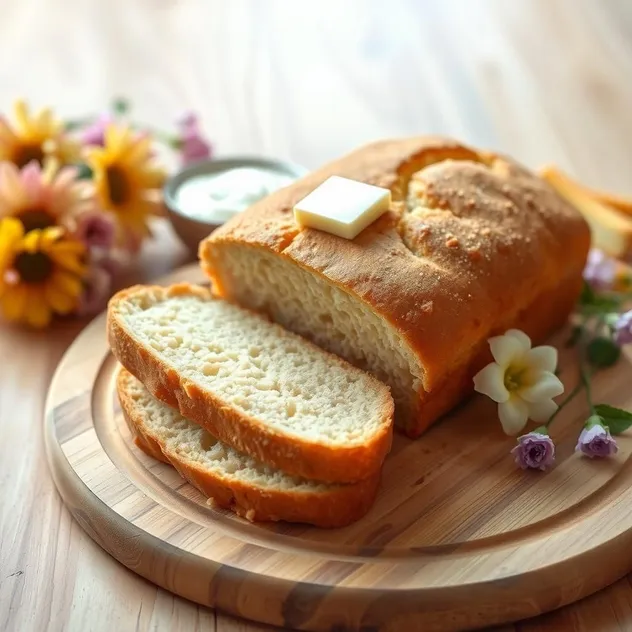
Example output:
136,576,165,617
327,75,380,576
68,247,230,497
115,287,388,446
121,369,337,492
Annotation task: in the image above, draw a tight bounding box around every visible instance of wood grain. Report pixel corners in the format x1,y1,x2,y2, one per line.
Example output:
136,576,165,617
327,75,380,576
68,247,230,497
44,263,632,631
2,0,632,630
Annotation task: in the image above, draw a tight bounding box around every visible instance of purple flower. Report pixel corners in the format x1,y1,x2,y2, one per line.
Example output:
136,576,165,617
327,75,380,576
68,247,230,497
77,266,113,316
176,111,213,165
510,431,555,471
583,248,616,290
81,113,114,147
90,246,129,278
177,111,198,129
614,310,632,346
576,422,618,458
75,211,116,250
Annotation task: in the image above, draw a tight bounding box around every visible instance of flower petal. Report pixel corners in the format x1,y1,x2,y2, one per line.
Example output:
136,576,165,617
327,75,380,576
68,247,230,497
524,345,558,373
122,135,153,166
0,217,24,268
473,362,510,403
505,329,531,353
489,334,525,368
52,270,82,295
45,280,77,314
49,249,86,275
526,398,558,423
38,226,63,250
520,371,564,402
0,161,28,208
24,287,52,328
498,396,529,435
1,283,27,321
48,239,85,256
0,118,17,143
37,108,56,135
20,161,44,202
13,100,31,136
21,229,41,253
130,166,166,189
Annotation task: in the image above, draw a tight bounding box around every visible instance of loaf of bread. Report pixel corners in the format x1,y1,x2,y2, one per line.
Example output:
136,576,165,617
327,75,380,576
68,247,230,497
117,369,380,527
107,283,393,482
199,137,591,437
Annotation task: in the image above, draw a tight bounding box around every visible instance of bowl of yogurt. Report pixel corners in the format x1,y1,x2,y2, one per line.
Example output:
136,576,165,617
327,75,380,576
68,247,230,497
163,156,309,253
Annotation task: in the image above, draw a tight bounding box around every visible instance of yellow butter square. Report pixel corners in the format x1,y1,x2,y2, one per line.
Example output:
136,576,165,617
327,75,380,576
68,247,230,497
293,176,391,239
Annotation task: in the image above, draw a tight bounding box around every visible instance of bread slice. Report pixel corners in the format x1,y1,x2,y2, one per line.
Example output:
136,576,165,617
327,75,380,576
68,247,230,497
117,369,380,527
539,164,632,260
107,283,394,483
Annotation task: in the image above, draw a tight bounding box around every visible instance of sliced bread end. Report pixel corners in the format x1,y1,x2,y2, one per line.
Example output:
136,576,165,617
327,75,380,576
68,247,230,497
107,283,394,483
117,368,381,528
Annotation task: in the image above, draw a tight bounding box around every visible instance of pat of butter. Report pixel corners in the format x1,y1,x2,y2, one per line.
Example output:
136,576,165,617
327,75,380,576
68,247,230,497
293,175,391,239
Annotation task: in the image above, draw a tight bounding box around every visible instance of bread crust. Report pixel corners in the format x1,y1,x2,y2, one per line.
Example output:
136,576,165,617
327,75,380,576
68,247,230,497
107,283,394,483
199,136,591,436
116,369,381,528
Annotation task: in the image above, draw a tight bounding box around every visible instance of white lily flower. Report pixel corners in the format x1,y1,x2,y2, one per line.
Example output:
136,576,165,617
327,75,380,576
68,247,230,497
473,329,564,435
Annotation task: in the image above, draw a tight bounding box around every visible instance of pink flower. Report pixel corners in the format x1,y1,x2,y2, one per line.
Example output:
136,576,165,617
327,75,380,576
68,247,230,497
176,111,213,165
510,431,555,471
81,113,114,147
576,418,618,458
77,266,112,316
74,211,116,250
90,246,130,277
0,161,91,231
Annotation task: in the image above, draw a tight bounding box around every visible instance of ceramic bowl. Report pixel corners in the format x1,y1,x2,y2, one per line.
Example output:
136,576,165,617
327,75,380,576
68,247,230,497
163,156,309,253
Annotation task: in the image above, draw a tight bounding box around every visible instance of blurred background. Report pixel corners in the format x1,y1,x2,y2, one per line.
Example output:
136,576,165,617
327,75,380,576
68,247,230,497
2,0,630,187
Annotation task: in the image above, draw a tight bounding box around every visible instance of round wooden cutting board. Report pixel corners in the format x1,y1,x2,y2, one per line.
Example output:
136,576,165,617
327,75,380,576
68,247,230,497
45,264,632,632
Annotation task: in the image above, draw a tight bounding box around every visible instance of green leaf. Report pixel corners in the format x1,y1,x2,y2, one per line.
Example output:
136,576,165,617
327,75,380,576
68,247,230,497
584,414,606,430
580,281,597,306
586,337,621,368
74,163,93,180
594,404,632,434
565,325,583,348
579,299,623,317
578,281,623,314
604,312,621,329
112,97,130,115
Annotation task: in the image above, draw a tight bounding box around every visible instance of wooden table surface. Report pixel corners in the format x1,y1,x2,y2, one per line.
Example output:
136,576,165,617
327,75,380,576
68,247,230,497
2,0,632,630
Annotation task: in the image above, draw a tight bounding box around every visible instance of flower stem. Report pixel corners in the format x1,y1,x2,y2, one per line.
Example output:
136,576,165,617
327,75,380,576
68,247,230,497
129,122,179,148
579,361,595,413
546,379,583,427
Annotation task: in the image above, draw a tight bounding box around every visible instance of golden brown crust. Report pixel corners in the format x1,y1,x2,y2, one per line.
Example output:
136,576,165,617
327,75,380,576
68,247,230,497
199,136,591,436
116,369,380,528
107,283,393,483
410,265,584,436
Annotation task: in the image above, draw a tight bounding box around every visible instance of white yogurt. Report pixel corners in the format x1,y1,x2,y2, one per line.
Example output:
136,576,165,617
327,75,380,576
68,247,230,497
175,166,295,224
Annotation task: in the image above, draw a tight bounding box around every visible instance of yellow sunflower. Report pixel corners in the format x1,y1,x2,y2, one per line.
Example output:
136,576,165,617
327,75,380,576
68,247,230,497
86,125,165,239
0,100,80,169
0,218,86,328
